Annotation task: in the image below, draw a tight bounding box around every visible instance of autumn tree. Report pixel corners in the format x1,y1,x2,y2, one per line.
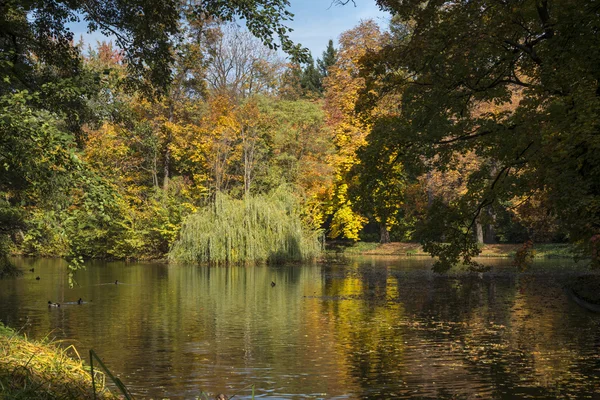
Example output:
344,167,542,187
278,62,304,100
355,0,600,270
323,20,384,241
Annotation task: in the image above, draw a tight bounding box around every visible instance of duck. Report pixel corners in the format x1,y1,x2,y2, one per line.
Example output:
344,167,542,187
77,298,83,305
35,276,40,281
29,268,34,272
47,301,60,308
271,281,276,287
115,280,118,285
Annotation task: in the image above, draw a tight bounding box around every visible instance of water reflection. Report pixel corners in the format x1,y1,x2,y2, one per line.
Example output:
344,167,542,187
1,257,599,399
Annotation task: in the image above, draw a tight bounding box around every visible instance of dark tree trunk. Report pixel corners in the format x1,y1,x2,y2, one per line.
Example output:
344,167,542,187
380,223,391,244
476,220,484,244
484,206,497,244
426,171,434,208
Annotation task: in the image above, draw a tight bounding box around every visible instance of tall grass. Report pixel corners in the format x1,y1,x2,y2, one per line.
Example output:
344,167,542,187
169,189,322,264
0,323,117,399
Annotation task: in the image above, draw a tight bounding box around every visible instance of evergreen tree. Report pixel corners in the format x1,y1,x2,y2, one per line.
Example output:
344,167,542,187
300,55,322,97
317,39,337,78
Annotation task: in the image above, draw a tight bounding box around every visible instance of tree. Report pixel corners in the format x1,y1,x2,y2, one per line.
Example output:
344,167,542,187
357,0,600,270
300,55,323,97
317,39,337,78
205,23,283,99
255,96,334,229
278,62,304,100
322,20,384,241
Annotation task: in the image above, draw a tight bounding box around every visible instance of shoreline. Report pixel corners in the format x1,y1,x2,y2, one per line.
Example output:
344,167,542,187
330,242,577,259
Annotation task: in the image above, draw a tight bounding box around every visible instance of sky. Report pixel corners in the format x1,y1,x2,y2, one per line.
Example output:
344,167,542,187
285,0,390,58
70,0,390,61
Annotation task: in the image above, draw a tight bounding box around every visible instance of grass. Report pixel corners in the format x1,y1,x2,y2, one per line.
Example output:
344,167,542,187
329,242,577,259
0,323,117,399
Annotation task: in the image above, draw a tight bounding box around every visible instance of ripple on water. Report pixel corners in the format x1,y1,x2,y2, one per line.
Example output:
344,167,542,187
2,257,600,398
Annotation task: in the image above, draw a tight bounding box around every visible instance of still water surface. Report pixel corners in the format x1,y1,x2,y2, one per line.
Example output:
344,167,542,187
1,257,600,399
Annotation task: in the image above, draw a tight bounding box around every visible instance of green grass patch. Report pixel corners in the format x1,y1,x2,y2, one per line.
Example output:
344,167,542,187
329,242,578,259
0,322,117,399
531,244,576,258
336,242,380,254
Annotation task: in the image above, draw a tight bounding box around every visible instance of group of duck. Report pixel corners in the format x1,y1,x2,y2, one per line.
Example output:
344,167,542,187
47,280,121,308
47,298,83,307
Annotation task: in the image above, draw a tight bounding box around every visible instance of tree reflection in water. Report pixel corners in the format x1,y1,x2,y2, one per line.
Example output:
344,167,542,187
1,257,599,398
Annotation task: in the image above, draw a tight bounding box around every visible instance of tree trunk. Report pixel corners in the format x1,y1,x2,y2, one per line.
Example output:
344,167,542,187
380,223,391,244
484,206,497,244
163,102,174,192
163,147,170,191
426,171,434,208
476,220,484,244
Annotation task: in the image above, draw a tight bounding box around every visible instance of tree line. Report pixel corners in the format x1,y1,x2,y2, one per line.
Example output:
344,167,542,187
1,0,598,271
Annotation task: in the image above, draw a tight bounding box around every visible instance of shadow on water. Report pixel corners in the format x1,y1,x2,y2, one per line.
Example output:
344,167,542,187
1,256,599,398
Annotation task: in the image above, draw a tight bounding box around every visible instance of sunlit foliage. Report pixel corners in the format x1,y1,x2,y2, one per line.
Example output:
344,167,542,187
169,189,322,264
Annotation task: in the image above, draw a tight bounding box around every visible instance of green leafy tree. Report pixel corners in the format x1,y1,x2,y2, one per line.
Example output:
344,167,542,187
355,0,600,270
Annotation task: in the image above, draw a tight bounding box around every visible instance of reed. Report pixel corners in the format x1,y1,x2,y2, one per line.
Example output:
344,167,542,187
169,189,322,264
0,323,117,399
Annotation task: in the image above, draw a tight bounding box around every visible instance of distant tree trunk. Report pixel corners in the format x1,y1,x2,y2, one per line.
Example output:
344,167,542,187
380,222,391,244
242,126,256,196
426,171,434,208
152,163,159,188
484,206,497,244
163,102,174,192
476,219,484,244
163,148,170,191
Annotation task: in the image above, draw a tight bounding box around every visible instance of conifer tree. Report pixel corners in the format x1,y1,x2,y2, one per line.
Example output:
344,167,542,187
318,39,338,78
300,55,323,96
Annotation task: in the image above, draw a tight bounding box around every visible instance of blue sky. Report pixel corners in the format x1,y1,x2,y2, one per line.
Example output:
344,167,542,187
71,1,389,60
285,0,390,58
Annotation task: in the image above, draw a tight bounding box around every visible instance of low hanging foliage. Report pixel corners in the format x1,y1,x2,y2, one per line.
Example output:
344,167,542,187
169,188,322,264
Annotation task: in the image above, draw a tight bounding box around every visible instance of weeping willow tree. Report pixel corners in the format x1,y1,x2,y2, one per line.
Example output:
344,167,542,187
169,189,322,264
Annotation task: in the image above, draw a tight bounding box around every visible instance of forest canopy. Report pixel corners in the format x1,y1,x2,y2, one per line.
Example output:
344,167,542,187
1,0,599,271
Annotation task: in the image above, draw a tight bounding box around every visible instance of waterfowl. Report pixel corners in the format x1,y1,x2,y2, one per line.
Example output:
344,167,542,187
215,394,228,400
77,298,83,305
271,281,276,287
115,280,118,285
29,268,34,272
47,301,60,308
35,276,40,281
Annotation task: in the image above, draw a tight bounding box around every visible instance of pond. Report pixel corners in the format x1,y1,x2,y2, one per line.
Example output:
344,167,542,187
1,256,600,399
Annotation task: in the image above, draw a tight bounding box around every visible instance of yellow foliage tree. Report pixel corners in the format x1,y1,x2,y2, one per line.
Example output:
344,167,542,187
323,20,384,241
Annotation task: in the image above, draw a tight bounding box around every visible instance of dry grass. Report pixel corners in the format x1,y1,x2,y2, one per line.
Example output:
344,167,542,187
0,324,117,399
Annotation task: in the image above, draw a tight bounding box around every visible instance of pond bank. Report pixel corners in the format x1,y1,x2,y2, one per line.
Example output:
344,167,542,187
0,323,116,399
333,242,576,258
